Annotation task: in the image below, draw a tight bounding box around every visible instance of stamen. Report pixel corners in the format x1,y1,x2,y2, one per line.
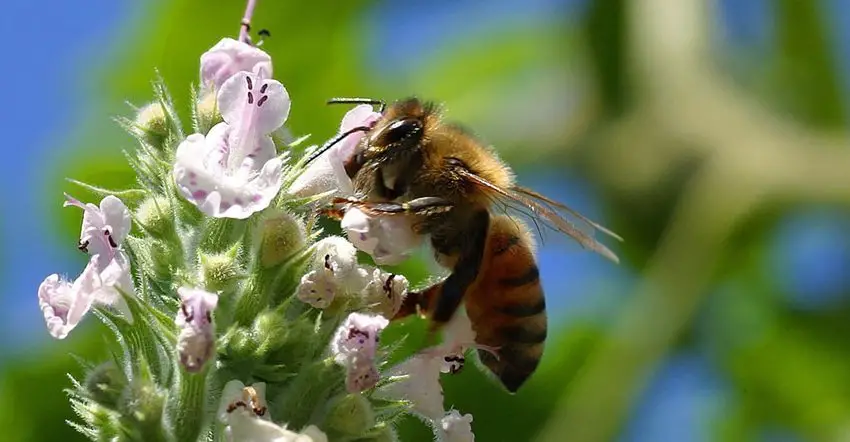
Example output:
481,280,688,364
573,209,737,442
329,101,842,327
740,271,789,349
247,92,254,104
383,274,396,295
181,303,194,322
259,83,268,93
206,310,212,323
77,240,89,253
324,254,333,272
104,228,118,248
257,95,268,107
245,76,253,90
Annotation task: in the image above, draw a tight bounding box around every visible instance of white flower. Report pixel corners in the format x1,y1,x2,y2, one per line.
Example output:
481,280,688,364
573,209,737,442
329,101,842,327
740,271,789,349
437,410,475,442
173,71,289,219
361,268,408,318
39,255,129,339
379,352,445,421
296,236,370,308
341,206,424,266
200,38,272,90
64,193,131,272
288,104,380,199
175,287,218,372
218,380,328,442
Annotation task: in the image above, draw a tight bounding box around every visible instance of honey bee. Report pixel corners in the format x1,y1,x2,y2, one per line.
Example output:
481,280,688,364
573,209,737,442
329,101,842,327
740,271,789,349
312,97,622,393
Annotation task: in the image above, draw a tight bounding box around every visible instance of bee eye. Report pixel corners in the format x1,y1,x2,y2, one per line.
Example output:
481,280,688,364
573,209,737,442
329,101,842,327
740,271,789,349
374,117,423,147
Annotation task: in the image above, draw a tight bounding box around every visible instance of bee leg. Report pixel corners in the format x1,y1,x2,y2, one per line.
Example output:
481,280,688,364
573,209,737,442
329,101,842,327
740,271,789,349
333,196,454,217
428,209,490,329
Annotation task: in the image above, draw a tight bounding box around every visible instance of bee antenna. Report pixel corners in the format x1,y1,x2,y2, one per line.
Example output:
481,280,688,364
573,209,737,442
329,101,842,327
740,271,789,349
327,97,386,113
304,125,372,166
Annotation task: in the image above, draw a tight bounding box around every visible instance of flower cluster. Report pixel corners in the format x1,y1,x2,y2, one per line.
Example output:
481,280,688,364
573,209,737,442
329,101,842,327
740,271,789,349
41,3,482,441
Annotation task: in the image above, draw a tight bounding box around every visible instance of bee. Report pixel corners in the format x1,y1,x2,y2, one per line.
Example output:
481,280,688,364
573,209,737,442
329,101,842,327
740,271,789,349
311,97,622,393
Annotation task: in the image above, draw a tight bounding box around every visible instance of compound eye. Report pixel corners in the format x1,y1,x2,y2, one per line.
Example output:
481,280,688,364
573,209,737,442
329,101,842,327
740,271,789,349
374,117,423,147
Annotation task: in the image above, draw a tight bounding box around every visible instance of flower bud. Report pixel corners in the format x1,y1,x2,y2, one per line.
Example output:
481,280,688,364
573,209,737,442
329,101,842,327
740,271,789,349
83,361,127,408
134,195,174,239
257,210,306,268
117,379,166,434
195,90,223,132
324,393,376,436
252,309,288,355
363,424,399,442
134,102,169,150
199,243,244,294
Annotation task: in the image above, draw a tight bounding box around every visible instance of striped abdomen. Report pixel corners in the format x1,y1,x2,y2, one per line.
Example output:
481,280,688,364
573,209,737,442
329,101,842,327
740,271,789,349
464,214,547,393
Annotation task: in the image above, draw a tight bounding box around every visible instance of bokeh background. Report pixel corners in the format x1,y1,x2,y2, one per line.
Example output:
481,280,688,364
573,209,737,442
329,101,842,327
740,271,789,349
3,0,850,441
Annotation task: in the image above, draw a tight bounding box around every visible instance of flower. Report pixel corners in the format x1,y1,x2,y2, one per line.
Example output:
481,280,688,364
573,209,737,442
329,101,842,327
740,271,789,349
173,71,289,219
341,207,423,266
64,193,131,271
361,269,408,318
200,38,272,90
288,104,381,199
437,410,475,442
39,253,133,339
296,236,369,308
330,312,389,364
175,287,219,372
218,380,329,442
379,352,445,421
331,312,389,393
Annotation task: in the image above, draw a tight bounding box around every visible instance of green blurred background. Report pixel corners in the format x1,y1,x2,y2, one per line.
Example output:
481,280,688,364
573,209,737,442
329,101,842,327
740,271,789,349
5,0,850,440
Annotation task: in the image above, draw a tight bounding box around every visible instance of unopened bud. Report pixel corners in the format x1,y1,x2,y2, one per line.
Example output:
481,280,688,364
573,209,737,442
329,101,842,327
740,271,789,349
363,424,398,442
196,90,223,133
257,210,306,268
134,102,169,150
324,393,376,436
84,361,127,408
200,243,244,293
135,195,174,239
118,379,166,432
252,309,288,355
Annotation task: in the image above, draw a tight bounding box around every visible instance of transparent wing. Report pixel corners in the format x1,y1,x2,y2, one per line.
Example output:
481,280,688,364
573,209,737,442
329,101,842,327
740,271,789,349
456,169,622,263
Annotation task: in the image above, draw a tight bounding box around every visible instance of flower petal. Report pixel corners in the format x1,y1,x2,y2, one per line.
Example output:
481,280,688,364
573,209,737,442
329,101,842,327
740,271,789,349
173,131,283,219
99,195,131,245
342,208,423,266
337,104,382,160
219,72,290,136
38,256,102,339
437,410,475,442
200,38,273,89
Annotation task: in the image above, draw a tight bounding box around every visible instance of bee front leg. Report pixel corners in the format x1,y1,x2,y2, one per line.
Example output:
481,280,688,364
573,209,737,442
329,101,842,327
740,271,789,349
332,196,454,218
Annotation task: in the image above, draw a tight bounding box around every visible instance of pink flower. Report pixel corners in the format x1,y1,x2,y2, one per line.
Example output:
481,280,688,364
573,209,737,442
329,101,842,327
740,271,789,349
288,104,381,199
39,254,132,339
200,38,272,90
173,71,289,219
63,193,131,271
175,287,219,372
330,312,389,393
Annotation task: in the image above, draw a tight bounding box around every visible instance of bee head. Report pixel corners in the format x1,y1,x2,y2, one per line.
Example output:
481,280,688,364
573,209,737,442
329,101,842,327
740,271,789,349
369,117,424,153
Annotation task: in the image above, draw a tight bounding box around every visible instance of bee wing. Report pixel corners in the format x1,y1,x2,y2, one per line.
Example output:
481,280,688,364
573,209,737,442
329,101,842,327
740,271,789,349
456,169,622,264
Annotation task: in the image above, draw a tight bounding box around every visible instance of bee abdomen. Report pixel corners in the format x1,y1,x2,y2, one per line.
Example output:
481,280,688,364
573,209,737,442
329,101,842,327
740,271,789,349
466,214,548,393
